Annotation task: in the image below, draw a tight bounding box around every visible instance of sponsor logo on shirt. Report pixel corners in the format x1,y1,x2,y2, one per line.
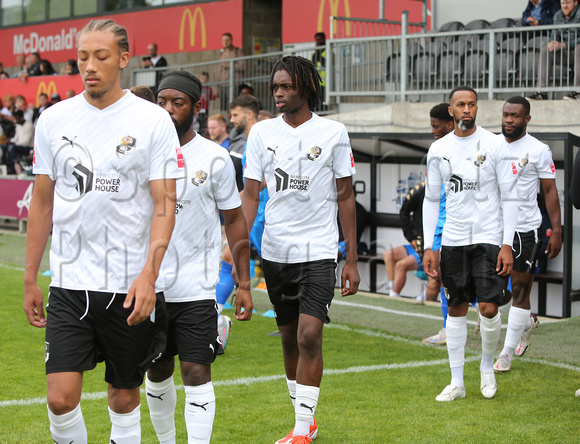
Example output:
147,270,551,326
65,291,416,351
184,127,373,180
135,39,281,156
511,162,518,175
307,146,322,161
175,199,191,214
550,162,556,173
450,174,478,192
192,170,208,187
351,152,355,168
275,168,310,192
116,135,137,155
176,147,185,168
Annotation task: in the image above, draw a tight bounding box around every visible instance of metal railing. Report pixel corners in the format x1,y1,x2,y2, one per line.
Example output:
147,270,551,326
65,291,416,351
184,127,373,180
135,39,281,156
131,22,580,115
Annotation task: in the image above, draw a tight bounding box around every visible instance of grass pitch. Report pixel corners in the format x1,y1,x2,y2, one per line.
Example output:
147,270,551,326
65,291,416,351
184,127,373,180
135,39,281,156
1,230,579,443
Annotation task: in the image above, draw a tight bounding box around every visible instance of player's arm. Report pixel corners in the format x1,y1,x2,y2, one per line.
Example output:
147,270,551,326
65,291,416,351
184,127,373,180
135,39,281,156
541,178,562,259
125,178,176,326
222,206,253,321
337,176,360,296
422,156,442,278
23,174,54,328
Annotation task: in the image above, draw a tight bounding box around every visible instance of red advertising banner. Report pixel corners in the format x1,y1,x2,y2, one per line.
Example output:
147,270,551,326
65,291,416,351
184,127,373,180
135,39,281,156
0,1,242,68
282,0,430,44
0,178,34,220
0,75,85,107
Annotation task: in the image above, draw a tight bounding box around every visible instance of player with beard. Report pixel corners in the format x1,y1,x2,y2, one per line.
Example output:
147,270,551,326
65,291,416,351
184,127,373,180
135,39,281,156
493,96,561,373
145,71,253,444
423,86,519,402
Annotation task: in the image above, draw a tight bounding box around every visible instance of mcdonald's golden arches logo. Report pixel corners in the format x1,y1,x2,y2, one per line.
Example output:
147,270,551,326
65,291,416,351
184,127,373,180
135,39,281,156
36,81,57,107
318,0,351,37
180,7,207,50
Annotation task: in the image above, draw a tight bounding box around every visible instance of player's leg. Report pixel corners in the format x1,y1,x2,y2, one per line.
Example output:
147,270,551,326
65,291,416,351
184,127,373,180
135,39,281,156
436,246,470,401
107,386,142,444
46,372,87,444
384,245,408,292
146,360,177,444
181,362,214,444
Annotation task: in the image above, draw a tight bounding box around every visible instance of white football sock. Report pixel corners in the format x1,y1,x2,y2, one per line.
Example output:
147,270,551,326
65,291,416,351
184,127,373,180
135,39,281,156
390,291,399,297
293,384,319,437
388,280,394,289
479,311,502,372
145,374,177,443
48,403,87,444
286,378,297,407
446,315,467,388
184,382,216,444
501,306,531,361
109,404,141,444
217,303,224,314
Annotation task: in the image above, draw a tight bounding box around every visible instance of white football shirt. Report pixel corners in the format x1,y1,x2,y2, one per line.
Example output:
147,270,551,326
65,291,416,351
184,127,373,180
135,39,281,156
501,133,556,232
160,135,241,302
244,114,356,264
424,126,518,247
34,91,182,292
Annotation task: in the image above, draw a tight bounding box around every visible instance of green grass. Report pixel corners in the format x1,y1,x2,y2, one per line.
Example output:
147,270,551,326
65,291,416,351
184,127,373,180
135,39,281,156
1,231,580,443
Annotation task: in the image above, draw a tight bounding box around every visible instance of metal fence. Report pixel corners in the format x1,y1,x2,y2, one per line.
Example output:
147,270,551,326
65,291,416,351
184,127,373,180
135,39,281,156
131,22,580,116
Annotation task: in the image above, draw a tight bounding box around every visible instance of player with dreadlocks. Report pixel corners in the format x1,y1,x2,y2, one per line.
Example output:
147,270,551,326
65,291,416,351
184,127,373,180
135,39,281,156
242,55,360,444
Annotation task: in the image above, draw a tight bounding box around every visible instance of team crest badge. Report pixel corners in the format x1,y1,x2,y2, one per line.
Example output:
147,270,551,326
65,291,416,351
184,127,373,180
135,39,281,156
307,146,322,161
473,153,486,167
192,170,208,187
518,157,529,168
116,135,137,155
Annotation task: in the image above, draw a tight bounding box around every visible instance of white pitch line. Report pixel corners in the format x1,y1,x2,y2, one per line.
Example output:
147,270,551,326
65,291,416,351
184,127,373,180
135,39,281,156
0,262,25,271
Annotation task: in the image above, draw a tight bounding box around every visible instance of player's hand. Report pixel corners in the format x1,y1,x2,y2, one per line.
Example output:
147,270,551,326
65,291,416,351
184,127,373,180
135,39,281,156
546,230,562,259
496,244,514,276
341,262,360,296
125,272,157,326
23,282,46,328
234,287,253,321
422,249,437,278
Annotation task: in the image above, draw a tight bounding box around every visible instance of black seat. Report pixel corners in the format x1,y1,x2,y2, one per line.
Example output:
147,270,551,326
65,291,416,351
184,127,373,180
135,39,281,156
495,37,521,85
413,41,446,86
464,38,491,85
516,36,549,86
439,21,464,32
439,40,468,87
386,42,422,84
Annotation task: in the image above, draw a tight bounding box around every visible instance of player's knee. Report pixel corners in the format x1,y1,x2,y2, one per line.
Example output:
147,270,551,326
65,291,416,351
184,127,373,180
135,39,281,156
47,395,79,416
479,304,498,318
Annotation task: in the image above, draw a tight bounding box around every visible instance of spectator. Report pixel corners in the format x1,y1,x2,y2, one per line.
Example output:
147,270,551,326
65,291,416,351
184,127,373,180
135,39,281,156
312,32,327,111
18,52,42,81
12,54,27,78
1,94,15,118
39,59,56,76
257,109,275,121
129,85,155,103
217,32,245,110
238,82,254,96
32,93,50,124
207,113,230,149
50,93,61,105
521,0,561,26
60,59,80,75
384,181,426,298
529,0,580,100
1,109,34,175
0,61,9,79
14,95,33,122
65,89,76,99
199,71,216,136
140,42,167,69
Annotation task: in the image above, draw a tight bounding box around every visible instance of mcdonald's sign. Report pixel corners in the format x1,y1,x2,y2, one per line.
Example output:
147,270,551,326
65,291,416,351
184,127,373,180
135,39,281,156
179,7,207,51
317,0,351,37
36,81,58,106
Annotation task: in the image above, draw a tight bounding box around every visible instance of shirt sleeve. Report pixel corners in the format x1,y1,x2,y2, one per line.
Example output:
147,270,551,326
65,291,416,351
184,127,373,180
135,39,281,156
423,149,442,250
333,125,356,179
149,112,182,181
537,144,557,179
243,127,264,182
215,155,242,211
32,113,54,179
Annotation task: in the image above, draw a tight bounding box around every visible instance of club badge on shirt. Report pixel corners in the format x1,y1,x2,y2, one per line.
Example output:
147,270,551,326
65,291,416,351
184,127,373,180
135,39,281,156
192,170,208,187
116,135,136,155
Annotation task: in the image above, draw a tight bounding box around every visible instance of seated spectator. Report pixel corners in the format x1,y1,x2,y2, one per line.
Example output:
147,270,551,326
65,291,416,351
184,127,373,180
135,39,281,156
39,59,56,76
50,93,61,105
60,59,79,75
1,109,34,175
238,82,254,96
1,94,15,118
141,42,167,69
207,113,230,149
0,61,9,79
129,85,155,103
384,181,425,298
32,93,50,124
65,89,76,99
11,54,27,78
521,0,561,26
18,52,42,81
529,0,580,100
14,95,33,122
